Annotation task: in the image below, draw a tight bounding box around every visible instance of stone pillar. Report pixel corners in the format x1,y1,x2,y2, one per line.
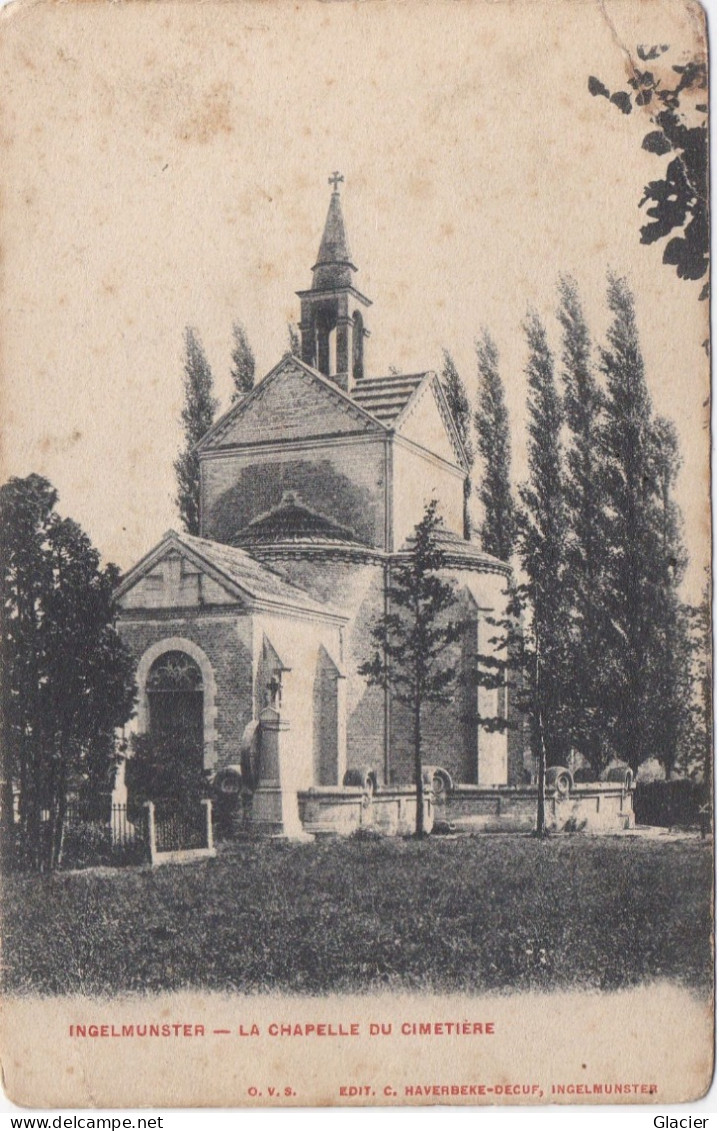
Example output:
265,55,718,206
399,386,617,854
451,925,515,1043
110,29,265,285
144,801,157,866
317,327,330,378
201,798,214,851
336,673,348,786
250,706,306,838
334,317,352,391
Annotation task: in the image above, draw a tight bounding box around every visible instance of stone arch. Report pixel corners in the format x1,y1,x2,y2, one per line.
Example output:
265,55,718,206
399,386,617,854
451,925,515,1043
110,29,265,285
135,637,218,769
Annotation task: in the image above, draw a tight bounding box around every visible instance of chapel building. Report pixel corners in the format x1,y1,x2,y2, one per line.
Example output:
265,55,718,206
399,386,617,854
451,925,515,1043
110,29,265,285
115,179,518,824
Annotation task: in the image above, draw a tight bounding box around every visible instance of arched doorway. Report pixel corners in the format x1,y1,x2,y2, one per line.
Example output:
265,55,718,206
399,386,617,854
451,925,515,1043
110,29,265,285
146,650,204,777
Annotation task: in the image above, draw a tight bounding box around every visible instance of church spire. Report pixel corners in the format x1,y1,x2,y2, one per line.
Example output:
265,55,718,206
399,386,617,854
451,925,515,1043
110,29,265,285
296,174,371,390
312,174,356,290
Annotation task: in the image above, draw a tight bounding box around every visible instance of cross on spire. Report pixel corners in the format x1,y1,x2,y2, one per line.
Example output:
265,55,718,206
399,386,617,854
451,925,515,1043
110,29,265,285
328,171,344,193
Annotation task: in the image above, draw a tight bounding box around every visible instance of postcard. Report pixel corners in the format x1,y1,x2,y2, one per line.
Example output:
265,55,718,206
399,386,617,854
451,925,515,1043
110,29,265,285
0,0,712,1108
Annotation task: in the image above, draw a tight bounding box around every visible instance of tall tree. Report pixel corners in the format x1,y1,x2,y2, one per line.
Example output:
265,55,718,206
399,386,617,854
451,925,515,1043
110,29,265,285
440,350,474,539
174,327,218,536
589,46,708,298
646,417,693,778
690,573,712,796
557,275,608,772
287,323,301,358
474,331,516,561
0,475,136,871
230,321,256,402
599,275,663,772
359,500,460,836
518,312,570,831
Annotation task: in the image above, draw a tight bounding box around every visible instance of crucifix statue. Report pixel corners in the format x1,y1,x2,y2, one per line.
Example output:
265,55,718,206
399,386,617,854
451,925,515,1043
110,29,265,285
328,171,344,192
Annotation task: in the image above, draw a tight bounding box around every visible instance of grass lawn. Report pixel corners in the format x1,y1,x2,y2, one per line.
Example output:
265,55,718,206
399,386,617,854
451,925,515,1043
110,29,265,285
2,835,713,997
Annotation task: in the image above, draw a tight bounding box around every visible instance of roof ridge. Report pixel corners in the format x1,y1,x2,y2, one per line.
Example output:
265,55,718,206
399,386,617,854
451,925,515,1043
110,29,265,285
197,354,388,452
355,372,427,384
177,532,348,616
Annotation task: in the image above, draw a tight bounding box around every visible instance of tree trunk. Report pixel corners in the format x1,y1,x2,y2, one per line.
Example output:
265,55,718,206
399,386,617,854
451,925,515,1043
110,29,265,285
414,696,424,837
534,639,547,838
50,761,68,871
536,710,547,838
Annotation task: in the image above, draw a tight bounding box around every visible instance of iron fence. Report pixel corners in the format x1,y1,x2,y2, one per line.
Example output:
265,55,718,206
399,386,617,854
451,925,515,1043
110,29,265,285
61,802,148,868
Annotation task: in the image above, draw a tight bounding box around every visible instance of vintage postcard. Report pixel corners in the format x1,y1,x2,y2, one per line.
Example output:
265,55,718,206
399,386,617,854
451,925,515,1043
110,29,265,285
0,0,712,1110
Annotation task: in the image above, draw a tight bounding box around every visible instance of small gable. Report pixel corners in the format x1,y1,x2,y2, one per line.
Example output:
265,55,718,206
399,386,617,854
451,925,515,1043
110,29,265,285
118,548,239,611
200,359,382,451
396,378,465,468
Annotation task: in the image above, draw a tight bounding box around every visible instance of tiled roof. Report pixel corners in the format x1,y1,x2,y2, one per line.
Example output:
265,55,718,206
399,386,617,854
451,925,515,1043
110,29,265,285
179,533,344,615
117,530,346,620
398,526,512,574
233,492,361,547
351,373,428,424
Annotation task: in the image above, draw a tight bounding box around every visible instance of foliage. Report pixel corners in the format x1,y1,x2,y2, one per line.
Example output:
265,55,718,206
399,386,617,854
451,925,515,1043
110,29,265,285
691,577,712,793
473,596,514,734
359,500,460,836
125,731,211,820
230,321,256,402
598,276,670,772
674,573,711,784
287,323,301,358
499,276,698,784
557,276,609,771
589,46,708,297
440,350,474,539
0,475,136,871
440,350,473,465
3,837,712,996
474,330,516,561
173,327,218,536
517,312,572,807
646,417,695,778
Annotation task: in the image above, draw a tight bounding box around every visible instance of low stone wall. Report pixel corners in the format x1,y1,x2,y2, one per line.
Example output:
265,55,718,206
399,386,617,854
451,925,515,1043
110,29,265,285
297,787,433,837
439,784,635,834
295,783,634,837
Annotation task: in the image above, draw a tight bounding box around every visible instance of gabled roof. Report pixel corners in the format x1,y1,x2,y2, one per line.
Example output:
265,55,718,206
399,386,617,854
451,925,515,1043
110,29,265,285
196,354,386,452
351,373,428,424
115,529,346,622
351,371,469,470
194,355,468,470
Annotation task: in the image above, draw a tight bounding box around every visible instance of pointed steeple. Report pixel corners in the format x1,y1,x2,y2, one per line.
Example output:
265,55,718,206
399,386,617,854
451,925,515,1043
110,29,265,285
296,174,372,390
312,175,357,290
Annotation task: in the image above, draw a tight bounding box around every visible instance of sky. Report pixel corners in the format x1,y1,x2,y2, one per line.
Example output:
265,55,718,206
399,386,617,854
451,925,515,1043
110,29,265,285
0,0,710,599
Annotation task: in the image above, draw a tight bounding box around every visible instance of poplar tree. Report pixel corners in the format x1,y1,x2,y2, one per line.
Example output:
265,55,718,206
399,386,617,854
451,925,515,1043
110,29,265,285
598,275,662,771
474,331,515,561
518,312,570,830
557,276,608,772
646,417,693,778
174,327,218,536
287,323,301,358
440,349,474,538
230,322,256,402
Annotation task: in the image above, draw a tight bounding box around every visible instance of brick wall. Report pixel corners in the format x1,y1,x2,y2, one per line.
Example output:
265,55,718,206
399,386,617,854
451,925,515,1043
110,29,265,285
201,439,387,548
118,609,253,773
392,440,465,548
252,555,388,780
